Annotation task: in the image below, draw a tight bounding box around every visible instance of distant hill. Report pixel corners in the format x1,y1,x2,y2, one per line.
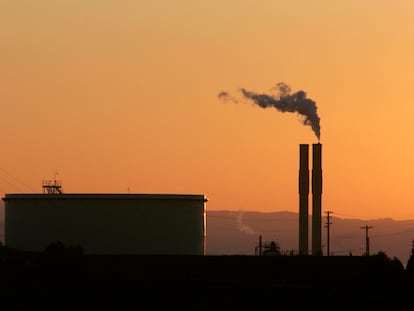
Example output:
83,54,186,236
1,204,414,265
206,210,414,265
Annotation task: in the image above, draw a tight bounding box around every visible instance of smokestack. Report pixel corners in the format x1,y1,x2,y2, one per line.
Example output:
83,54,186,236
312,143,322,255
299,144,309,255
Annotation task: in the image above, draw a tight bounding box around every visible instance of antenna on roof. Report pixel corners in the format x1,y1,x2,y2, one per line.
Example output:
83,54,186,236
42,171,63,194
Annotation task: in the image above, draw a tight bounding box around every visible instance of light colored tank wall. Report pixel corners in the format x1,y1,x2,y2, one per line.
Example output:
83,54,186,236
4,194,206,255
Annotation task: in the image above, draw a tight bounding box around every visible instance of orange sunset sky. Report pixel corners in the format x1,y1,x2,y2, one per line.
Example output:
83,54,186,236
1,0,414,220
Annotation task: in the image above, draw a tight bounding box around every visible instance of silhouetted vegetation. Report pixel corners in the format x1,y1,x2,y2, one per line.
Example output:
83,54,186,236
406,239,414,275
372,250,405,270
43,240,84,256
0,244,413,308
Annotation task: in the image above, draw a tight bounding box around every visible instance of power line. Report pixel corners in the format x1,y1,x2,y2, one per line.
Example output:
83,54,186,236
0,168,36,193
331,247,365,255
0,175,26,193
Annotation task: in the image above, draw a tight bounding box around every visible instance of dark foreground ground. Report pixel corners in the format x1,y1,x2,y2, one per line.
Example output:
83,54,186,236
1,251,413,309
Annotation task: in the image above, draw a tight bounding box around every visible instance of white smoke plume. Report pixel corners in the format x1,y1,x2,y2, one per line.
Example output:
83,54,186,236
235,210,258,235
218,82,321,141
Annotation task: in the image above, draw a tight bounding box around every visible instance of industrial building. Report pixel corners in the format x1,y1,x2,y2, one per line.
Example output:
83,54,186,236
3,192,207,255
299,143,323,255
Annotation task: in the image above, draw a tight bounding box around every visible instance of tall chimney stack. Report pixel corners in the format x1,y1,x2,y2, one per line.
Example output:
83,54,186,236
312,143,322,255
298,144,309,255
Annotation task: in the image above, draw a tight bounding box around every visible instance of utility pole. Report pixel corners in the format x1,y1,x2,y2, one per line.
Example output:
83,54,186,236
259,235,262,256
360,225,373,256
324,211,333,256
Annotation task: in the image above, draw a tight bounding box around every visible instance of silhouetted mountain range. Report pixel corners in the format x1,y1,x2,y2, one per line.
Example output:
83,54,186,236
206,210,414,266
1,203,414,266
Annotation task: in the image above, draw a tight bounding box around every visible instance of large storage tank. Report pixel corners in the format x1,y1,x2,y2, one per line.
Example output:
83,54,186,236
3,193,207,255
